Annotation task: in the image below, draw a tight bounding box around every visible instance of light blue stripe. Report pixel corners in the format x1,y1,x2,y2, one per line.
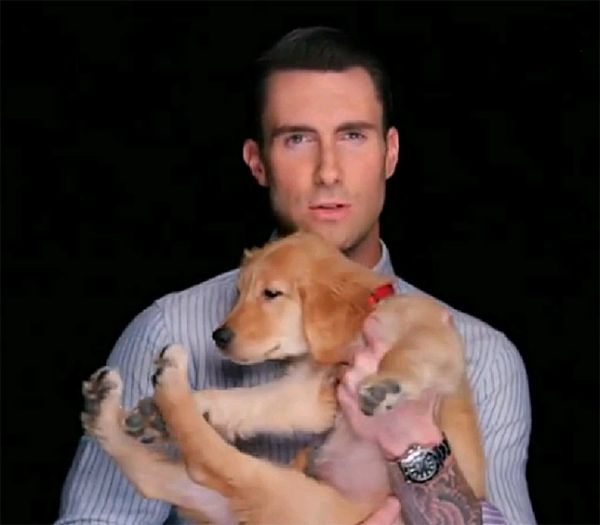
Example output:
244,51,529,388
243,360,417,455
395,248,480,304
483,500,508,524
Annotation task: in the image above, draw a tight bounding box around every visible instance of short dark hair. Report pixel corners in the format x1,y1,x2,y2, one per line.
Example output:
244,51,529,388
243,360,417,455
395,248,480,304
249,26,394,146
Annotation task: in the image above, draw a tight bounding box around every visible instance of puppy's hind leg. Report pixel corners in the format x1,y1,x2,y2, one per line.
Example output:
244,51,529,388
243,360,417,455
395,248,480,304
81,366,236,525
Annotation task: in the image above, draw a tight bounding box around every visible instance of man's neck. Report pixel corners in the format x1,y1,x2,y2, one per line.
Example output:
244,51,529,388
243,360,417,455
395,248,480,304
343,241,382,269
271,226,383,269
342,229,383,270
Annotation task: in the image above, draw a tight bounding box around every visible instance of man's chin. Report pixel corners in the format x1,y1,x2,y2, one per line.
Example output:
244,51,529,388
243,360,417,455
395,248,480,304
275,217,356,250
301,221,349,242
314,226,356,251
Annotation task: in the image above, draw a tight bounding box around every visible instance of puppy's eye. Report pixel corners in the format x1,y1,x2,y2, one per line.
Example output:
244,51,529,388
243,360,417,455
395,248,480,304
263,289,282,300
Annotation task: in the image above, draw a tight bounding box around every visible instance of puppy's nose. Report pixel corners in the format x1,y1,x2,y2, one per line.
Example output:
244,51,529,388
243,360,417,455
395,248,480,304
212,326,235,349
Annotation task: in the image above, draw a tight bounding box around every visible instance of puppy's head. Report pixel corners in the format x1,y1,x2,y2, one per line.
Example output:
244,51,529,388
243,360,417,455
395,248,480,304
212,232,389,365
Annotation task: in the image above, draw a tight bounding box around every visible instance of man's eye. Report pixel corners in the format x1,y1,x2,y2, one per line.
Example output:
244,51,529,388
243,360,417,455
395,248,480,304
285,134,305,145
263,289,283,300
345,131,365,140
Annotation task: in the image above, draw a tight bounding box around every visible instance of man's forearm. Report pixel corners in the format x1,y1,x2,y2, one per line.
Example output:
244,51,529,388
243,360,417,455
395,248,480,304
387,457,483,525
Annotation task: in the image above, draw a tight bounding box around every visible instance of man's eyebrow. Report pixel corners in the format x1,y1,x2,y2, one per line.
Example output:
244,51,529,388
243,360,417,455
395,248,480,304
335,121,378,132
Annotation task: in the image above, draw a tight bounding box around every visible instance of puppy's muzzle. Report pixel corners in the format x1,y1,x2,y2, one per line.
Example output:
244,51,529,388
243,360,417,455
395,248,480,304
212,326,235,350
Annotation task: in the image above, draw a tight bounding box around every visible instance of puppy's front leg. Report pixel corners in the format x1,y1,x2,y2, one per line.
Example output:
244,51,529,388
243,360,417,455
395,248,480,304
152,345,374,525
192,360,338,440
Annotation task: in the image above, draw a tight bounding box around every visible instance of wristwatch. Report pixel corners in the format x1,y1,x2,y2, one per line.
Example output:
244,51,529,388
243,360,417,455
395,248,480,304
393,434,451,484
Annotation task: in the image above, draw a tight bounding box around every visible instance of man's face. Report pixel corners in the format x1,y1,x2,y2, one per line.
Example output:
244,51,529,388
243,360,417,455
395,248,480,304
243,67,399,255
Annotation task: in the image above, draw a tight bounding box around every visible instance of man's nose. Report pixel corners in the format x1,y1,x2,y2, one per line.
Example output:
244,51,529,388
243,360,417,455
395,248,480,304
314,144,342,186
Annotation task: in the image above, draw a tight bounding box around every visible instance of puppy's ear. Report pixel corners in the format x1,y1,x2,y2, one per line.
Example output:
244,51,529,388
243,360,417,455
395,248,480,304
241,247,259,265
442,309,454,326
299,278,369,365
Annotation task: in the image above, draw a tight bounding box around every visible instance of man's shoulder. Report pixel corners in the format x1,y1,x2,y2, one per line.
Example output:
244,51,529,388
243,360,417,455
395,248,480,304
110,267,241,360
155,268,240,309
394,276,525,381
395,276,504,339
136,268,242,343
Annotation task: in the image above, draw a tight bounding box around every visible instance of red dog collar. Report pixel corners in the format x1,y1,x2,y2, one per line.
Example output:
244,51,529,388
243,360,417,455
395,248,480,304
367,283,395,307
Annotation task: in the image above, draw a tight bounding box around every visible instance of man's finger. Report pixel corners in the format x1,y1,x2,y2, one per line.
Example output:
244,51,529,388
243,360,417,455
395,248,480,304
336,385,377,442
336,382,358,412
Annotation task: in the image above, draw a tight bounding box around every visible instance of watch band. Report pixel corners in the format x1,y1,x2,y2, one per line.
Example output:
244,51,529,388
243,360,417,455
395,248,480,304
394,433,451,484
430,434,451,464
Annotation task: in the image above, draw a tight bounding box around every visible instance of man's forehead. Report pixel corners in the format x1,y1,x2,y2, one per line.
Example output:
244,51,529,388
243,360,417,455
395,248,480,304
261,67,383,128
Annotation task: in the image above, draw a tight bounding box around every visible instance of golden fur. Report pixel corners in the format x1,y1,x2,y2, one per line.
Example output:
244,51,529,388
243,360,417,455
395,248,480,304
82,231,485,525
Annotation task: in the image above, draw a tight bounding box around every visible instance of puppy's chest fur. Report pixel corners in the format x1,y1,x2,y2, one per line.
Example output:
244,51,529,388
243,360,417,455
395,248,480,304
306,414,390,503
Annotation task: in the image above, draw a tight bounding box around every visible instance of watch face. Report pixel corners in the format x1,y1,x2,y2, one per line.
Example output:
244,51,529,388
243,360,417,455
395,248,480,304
402,449,439,483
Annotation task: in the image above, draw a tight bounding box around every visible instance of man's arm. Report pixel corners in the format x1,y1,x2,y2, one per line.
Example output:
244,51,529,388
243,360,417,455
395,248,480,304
387,455,482,525
340,381,489,525
474,332,537,525
55,303,175,525
377,330,538,525
382,456,508,525
337,313,512,525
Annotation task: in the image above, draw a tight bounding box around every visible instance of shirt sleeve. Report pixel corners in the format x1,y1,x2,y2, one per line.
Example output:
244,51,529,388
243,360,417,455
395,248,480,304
54,303,176,524
478,333,538,525
482,500,508,524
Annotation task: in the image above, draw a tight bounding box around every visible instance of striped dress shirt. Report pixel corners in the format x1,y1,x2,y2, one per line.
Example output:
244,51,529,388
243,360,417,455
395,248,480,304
56,240,537,525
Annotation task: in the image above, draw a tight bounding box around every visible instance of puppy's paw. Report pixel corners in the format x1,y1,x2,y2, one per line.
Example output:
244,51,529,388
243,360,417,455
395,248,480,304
81,367,123,437
191,390,240,442
124,396,169,444
357,376,402,416
151,344,188,390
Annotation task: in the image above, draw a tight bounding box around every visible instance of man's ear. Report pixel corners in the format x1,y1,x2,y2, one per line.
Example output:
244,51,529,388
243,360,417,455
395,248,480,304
384,127,399,180
299,276,370,365
243,139,268,187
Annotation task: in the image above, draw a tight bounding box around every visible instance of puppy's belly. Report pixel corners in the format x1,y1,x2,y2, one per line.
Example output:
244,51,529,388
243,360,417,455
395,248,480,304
311,416,390,502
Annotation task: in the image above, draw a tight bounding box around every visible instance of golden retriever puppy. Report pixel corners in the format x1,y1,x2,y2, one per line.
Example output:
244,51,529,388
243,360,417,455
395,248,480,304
82,231,485,525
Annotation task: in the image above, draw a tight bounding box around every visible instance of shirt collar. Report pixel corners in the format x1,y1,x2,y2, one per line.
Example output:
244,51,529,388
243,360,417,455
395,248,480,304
372,239,397,279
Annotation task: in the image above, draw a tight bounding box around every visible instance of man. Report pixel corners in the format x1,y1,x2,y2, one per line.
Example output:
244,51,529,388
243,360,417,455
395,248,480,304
56,27,536,524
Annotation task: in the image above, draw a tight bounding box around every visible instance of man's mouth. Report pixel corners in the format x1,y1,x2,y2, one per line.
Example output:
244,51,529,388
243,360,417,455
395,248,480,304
309,202,349,210
309,202,351,220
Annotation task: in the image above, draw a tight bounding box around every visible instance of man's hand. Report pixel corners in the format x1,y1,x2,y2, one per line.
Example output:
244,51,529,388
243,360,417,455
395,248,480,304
337,313,443,458
337,311,484,525
360,497,401,525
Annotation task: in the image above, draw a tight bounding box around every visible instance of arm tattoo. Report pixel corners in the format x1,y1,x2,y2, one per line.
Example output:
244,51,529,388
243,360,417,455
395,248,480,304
387,458,482,525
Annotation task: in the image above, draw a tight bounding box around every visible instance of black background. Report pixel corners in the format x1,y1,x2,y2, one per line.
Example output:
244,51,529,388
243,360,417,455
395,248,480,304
2,2,598,524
